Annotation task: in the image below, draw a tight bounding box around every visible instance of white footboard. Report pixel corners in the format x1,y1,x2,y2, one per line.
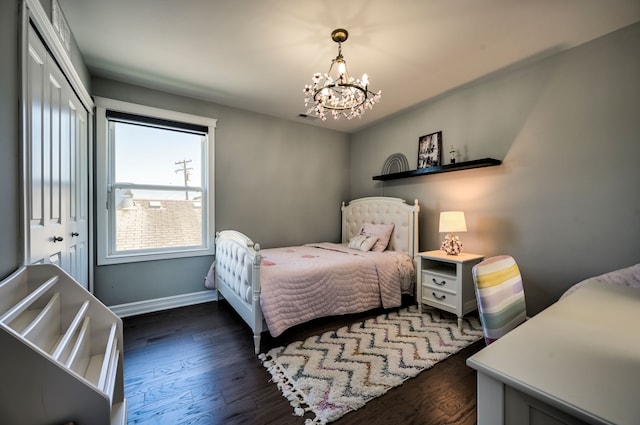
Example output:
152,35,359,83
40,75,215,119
215,230,264,354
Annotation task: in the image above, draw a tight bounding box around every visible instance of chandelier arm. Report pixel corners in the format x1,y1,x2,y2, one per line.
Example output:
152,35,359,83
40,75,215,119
312,83,368,110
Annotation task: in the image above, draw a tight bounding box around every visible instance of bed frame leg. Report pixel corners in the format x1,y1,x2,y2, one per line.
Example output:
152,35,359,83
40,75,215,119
254,334,261,355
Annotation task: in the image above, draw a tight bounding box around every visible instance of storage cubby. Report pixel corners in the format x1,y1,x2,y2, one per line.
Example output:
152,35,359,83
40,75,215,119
0,264,126,425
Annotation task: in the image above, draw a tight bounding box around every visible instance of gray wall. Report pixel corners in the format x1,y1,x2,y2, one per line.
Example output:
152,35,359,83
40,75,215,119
91,77,350,306
0,0,21,281
350,23,640,315
4,1,638,314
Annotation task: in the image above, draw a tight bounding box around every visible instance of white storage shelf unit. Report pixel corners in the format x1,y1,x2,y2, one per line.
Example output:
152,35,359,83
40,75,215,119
0,264,126,425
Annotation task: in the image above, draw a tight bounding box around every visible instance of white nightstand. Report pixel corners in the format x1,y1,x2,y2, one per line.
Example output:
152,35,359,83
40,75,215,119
416,250,484,329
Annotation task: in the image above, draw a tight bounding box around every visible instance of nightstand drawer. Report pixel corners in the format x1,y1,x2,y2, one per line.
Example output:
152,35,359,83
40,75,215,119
422,287,458,310
422,270,457,292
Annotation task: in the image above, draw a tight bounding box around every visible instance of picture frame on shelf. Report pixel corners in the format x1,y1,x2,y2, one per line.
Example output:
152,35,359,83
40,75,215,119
417,131,442,169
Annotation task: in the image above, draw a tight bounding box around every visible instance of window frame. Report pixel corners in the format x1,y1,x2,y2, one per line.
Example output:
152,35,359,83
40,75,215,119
95,97,216,265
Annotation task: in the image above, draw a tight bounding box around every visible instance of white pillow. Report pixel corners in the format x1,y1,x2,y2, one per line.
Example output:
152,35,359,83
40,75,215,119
360,223,395,252
348,234,379,252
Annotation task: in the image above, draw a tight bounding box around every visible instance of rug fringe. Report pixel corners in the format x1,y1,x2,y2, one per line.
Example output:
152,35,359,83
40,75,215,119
259,353,325,424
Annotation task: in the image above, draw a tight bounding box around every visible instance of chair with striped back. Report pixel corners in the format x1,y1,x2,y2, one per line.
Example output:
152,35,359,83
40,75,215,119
472,255,527,345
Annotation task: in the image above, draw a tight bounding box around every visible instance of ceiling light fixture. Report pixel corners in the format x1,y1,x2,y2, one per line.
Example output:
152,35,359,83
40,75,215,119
304,29,381,121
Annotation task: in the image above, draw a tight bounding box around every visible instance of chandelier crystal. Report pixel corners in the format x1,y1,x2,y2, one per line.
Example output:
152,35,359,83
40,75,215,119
304,29,381,121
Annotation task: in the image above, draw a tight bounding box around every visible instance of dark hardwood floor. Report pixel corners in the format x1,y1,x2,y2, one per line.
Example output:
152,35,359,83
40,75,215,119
123,300,485,425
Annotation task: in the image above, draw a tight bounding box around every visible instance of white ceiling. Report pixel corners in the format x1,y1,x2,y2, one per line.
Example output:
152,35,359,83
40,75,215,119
58,0,640,134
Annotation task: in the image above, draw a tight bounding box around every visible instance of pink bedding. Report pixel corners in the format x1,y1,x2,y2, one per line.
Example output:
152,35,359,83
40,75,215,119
259,243,413,337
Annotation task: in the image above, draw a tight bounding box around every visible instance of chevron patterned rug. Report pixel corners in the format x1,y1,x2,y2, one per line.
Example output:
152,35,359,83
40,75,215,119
259,305,483,424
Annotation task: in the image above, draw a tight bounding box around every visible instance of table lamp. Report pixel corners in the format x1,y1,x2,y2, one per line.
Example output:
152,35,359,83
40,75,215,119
439,211,467,255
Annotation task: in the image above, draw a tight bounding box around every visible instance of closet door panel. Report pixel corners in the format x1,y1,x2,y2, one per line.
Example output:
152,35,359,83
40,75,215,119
46,64,68,271
27,32,48,265
66,96,89,288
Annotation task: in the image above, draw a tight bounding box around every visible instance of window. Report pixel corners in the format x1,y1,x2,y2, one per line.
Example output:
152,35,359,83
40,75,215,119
95,97,216,264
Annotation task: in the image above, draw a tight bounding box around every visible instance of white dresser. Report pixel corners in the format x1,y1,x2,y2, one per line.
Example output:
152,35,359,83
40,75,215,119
467,282,640,425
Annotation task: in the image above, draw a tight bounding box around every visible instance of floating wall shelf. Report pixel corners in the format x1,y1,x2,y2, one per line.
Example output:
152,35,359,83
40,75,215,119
373,158,501,181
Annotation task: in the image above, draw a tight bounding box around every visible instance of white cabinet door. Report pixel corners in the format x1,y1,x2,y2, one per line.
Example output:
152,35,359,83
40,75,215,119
66,94,89,288
26,25,89,289
26,25,65,268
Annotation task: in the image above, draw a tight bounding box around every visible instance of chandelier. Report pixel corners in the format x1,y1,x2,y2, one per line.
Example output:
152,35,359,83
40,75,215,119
304,29,382,121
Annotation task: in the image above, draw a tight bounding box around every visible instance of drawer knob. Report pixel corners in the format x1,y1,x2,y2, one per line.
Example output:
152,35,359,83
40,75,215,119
432,278,446,286
432,292,446,300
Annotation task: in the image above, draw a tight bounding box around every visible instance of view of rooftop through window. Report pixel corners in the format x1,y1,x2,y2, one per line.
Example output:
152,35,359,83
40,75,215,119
111,120,206,251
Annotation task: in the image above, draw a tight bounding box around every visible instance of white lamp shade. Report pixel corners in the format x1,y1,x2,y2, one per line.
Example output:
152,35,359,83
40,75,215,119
439,211,467,233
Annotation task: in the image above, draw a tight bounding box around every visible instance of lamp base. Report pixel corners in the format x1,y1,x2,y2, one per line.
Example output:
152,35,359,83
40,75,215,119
441,233,463,255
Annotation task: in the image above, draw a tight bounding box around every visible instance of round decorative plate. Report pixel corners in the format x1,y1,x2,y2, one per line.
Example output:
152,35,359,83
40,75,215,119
382,153,409,174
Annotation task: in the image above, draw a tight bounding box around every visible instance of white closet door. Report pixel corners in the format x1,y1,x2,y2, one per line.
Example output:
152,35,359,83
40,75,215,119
26,25,89,289
67,92,89,288
26,29,48,266
27,26,65,268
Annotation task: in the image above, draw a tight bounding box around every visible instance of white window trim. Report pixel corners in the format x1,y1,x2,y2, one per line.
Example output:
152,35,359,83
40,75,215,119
95,97,216,265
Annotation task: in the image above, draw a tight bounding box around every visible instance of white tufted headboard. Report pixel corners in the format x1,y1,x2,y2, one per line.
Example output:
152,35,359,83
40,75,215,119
341,197,420,257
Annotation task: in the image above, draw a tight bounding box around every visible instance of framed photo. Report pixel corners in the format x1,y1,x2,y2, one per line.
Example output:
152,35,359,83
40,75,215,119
417,131,442,169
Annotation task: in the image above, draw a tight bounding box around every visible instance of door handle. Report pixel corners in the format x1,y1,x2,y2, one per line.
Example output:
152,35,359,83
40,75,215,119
71,232,79,237
52,236,64,242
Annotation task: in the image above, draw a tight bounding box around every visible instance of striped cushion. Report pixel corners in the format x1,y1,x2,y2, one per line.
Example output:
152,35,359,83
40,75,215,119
472,255,527,344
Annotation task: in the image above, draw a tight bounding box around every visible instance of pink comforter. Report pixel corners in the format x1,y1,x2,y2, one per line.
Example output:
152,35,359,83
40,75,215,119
259,243,410,337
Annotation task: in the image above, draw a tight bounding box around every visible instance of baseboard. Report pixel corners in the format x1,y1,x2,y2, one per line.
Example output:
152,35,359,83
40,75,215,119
109,290,218,318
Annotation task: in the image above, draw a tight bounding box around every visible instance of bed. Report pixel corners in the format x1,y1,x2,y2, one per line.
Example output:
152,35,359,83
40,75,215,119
210,196,420,354
559,262,640,300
